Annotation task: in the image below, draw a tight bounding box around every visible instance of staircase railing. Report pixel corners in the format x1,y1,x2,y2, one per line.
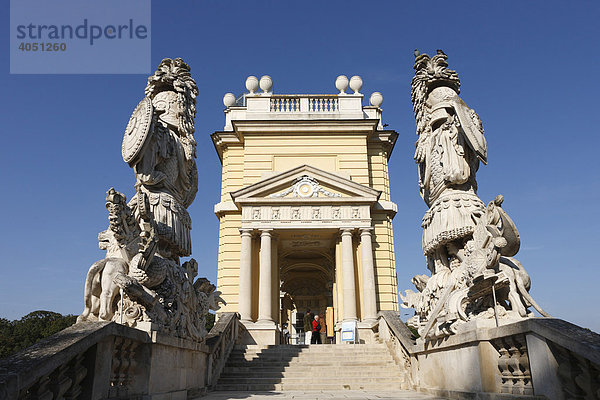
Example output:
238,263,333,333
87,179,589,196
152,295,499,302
0,321,149,400
204,312,240,389
377,310,416,389
377,311,600,399
0,313,242,400
493,318,600,399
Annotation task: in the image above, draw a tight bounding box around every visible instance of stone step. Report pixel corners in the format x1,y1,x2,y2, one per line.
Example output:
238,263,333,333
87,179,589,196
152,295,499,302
218,343,409,393
219,370,404,378
228,350,392,356
233,344,388,351
230,348,391,354
229,354,392,362
222,365,400,374
224,361,397,368
228,349,392,356
224,357,396,364
217,376,405,385
214,382,407,391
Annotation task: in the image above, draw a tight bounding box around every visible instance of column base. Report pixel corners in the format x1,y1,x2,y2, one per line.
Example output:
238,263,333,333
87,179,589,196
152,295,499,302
255,319,277,328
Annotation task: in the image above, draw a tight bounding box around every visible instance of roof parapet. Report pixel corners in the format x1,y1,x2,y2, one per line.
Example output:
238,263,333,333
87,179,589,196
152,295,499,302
222,75,384,130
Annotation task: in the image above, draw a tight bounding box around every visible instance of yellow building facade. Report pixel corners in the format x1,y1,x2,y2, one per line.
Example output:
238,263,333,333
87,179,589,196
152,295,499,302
212,76,398,344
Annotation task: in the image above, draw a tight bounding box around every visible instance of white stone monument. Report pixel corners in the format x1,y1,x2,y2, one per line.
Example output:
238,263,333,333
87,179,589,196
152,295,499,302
401,50,550,339
77,58,224,341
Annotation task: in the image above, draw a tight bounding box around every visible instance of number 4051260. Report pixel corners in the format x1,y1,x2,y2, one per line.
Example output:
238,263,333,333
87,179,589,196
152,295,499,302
19,42,66,51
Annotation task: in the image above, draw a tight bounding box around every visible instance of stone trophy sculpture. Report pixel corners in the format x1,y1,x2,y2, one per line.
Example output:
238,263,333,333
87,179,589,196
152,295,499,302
401,50,549,339
78,58,224,341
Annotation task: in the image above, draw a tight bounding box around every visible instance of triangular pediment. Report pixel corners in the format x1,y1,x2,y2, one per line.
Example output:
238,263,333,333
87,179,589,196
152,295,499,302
230,165,380,204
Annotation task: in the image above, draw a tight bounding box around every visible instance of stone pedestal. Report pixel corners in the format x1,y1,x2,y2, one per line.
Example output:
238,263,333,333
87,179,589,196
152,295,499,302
240,321,280,345
357,320,378,344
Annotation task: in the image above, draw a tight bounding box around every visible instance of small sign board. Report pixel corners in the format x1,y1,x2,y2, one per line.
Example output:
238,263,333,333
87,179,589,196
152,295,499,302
341,320,358,343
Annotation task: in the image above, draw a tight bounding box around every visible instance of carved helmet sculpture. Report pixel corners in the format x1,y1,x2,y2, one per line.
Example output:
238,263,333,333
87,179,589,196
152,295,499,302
411,50,487,165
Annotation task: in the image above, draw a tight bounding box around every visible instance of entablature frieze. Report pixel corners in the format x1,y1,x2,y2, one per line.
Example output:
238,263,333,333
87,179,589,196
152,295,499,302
240,204,372,230
214,199,398,219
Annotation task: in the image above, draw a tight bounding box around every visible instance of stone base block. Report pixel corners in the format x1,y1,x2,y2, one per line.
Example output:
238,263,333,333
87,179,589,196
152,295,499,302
357,320,378,344
453,317,523,336
239,321,280,345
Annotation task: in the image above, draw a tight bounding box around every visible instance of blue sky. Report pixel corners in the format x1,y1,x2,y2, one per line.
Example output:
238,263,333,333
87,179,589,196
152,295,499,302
1,1,599,331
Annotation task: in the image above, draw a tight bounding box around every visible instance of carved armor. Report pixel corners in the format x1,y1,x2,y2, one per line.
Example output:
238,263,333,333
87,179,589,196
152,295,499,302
125,58,199,259
413,65,486,259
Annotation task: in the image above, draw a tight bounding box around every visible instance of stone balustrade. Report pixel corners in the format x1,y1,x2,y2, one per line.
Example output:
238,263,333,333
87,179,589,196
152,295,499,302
376,313,600,400
0,313,241,400
221,75,384,130
270,95,340,113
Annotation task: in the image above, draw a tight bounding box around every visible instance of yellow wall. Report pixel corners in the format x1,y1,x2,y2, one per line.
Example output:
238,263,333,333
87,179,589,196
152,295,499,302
215,128,398,316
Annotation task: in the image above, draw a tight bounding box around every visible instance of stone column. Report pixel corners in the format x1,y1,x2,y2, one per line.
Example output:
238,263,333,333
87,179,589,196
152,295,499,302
258,229,274,324
239,228,253,323
360,227,378,323
341,228,357,322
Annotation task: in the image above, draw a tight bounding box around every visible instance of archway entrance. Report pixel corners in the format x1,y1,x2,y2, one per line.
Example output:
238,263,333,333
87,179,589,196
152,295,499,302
278,230,335,344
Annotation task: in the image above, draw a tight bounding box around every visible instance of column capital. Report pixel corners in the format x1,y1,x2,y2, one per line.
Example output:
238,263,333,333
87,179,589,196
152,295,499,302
239,228,253,236
340,227,355,236
260,228,273,237
359,227,374,235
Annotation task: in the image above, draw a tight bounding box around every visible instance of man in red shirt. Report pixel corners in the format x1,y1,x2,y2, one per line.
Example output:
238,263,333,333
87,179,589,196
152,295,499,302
311,315,322,344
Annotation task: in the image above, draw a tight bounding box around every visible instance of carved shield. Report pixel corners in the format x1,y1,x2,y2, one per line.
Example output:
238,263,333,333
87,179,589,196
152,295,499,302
122,97,153,166
453,97,488,164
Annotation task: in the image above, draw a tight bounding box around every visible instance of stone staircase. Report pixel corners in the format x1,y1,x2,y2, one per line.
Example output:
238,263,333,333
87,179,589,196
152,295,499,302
215,343,410,391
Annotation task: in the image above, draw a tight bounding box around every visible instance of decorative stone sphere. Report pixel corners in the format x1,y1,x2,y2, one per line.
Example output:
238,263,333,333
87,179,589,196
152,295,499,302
369,92,383,107
245,76,259,94
335,75,349,93
223,93,236,107
259,75,273,93
349,76,363,94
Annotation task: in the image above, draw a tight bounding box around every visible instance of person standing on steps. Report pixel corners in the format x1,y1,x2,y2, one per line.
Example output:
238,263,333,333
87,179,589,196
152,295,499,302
303,309,313,344
282,323,290,344
320,315,327,344
311,314,322,344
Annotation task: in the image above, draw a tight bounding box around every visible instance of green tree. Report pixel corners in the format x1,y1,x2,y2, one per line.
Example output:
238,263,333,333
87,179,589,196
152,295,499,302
0,311,77,359
205,312,215,332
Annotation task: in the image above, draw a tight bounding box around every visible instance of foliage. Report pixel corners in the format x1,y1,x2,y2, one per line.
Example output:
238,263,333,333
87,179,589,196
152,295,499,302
0,310,77,359
205,312,215,332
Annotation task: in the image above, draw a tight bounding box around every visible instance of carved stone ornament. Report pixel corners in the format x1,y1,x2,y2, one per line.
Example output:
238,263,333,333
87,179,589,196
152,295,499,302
78,58,224,342
401,50,549,340
268,175,342,198
122,96,153,166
